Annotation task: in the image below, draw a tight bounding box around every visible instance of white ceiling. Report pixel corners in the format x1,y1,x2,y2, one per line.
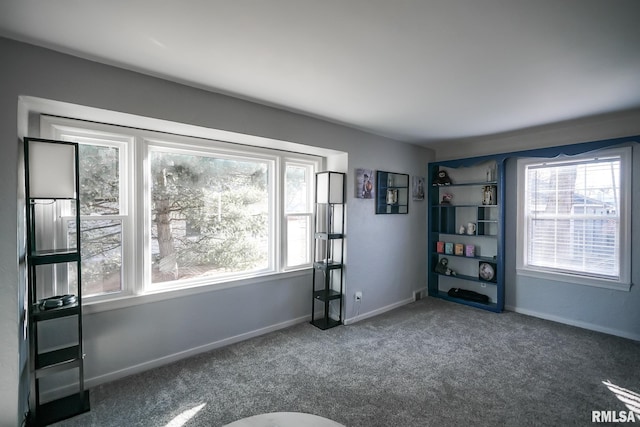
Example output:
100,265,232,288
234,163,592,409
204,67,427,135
2,0,640,145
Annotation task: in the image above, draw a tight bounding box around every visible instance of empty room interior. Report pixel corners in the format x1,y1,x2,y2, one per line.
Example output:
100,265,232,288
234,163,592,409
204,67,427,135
1,1,640,426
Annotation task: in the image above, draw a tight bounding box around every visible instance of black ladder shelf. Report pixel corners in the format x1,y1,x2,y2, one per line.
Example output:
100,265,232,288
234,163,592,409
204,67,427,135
311,171,346,330
25,137,90,426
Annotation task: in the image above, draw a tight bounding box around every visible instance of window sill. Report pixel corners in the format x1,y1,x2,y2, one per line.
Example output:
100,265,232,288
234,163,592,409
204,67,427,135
82,268,312,315
516,268,632,292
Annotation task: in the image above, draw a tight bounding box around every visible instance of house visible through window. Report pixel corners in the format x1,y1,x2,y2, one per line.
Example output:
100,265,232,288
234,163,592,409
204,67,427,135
40,116,321,301
516,147,631,290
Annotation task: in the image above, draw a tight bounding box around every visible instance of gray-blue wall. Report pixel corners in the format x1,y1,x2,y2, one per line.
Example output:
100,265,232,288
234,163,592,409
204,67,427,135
0,37,431,426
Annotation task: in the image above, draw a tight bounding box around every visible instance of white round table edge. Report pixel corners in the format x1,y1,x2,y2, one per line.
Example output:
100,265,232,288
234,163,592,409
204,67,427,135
223,411,345,427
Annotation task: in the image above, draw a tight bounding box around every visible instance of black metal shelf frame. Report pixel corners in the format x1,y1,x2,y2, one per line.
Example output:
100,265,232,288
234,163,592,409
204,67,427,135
311,171,345,330
24,137,90,426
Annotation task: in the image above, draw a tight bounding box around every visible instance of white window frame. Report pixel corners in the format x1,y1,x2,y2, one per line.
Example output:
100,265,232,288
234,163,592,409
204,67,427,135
282,159,318,270
39,115,322,306
41,117,136,302
516,146,632,291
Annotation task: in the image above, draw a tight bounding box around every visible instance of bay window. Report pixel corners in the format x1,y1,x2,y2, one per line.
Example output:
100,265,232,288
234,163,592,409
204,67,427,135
40,116,320,302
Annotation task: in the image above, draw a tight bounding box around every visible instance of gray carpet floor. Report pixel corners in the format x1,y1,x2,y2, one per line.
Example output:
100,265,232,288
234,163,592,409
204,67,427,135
52,297,640,426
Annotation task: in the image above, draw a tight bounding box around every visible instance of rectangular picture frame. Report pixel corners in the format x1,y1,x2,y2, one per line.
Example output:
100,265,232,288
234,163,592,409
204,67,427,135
355,168,374,199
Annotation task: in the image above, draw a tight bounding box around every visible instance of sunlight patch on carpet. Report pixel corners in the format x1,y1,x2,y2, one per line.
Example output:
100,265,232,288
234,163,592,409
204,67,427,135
164,403,206,427
603,380,640,415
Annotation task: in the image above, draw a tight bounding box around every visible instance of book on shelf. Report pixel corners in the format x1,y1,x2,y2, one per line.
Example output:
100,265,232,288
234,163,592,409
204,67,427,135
444,242,454,255
454,243,464,256
465,244,475,257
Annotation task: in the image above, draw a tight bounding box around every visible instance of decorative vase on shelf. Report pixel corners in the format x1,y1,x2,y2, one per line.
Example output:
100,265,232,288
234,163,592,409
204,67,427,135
466,222,476,235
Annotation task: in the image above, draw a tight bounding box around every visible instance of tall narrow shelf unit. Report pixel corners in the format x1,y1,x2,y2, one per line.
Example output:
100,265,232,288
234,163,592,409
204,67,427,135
311,171,345,330
427,158,505,312
25,138,90,426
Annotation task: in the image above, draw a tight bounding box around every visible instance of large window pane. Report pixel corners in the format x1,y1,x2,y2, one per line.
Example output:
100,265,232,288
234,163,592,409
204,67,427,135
149,150,270,284
523,153,622,280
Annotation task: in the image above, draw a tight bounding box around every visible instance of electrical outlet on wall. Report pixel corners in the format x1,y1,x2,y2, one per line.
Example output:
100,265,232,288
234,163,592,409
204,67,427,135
355,291,362,301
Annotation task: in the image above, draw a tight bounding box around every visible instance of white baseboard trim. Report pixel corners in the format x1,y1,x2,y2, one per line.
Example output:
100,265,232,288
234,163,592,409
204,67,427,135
506,305,640,342
344,297,414,325
41,314,312,401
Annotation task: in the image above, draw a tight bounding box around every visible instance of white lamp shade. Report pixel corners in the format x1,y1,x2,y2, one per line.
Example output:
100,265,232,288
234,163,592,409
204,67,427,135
28,140,77,199
316,171,344,204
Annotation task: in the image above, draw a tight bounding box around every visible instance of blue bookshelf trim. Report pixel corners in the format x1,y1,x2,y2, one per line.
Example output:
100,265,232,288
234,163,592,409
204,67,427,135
428,158,506,312
432,134,639,168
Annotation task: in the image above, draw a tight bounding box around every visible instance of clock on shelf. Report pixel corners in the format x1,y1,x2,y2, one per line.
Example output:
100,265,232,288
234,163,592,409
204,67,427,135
479,261,497,282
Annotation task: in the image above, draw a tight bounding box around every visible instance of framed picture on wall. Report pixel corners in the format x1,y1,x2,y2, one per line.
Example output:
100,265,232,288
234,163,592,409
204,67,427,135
356,168,374,199
412,176,425,200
